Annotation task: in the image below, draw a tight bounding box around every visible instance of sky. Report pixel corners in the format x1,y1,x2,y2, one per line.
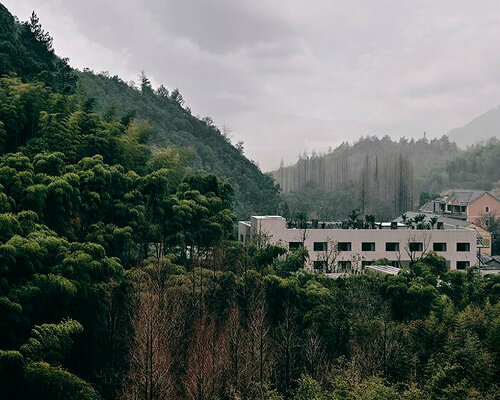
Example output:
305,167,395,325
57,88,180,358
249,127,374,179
4,0,500,170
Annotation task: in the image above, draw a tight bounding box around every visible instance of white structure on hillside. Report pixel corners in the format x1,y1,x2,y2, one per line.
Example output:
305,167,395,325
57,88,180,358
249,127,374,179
238,216,478,272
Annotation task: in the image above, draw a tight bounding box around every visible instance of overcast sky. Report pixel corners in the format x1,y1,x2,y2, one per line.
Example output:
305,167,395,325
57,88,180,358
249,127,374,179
5,0,500,170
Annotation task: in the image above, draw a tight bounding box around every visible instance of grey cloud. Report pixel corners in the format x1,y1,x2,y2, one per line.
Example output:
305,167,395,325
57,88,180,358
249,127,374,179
144,0,297,54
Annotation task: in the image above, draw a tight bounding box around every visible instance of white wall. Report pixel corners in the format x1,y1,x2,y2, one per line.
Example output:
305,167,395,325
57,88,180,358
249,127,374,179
246,216,477,271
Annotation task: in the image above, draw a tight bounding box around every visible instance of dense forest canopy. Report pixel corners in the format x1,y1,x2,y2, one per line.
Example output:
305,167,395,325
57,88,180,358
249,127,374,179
272,135,500,221
0,5,499,400
74,64,279,219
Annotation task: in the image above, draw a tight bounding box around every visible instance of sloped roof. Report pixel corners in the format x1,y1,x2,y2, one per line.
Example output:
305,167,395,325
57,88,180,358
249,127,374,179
366,265,400,275
479,253,500,267
443,189,487,205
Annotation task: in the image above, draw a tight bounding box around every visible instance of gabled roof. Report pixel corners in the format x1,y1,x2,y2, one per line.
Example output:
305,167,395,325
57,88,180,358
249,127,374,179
479,253,500,267
442,189,487,205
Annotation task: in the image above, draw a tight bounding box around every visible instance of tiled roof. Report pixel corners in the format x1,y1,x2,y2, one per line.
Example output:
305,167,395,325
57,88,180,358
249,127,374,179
479,253,500,267
443,189,487,205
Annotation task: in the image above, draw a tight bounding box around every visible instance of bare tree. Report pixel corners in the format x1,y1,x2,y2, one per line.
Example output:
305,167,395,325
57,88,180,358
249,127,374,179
477,211,500,254
225,303,244,393
246,291,271,395
302,325,329,381
316,238,340,272
124,273,173,400
403,232,432,264
350,253,365,274
184,314,227,400
273,300,300,396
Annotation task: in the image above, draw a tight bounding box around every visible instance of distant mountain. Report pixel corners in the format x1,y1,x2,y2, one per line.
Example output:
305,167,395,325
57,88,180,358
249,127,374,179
448,106,500,147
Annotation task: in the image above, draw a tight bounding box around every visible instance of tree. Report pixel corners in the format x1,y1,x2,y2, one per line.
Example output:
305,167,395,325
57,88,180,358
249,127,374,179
20,319,83,366
124,270,173,400
315,238,340,273
184,314,226,400
26,12,53,50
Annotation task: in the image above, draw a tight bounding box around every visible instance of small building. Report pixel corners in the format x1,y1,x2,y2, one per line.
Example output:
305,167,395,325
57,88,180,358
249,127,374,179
238,215,478,272
421,189,500,224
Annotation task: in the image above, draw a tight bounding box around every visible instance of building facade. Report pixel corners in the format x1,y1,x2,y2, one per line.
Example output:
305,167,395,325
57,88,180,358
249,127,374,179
239,216,478,272
393,211,492,256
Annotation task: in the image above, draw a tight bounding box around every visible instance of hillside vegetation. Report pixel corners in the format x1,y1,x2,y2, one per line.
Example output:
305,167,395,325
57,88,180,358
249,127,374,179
76,71,279,218
273,135,500,221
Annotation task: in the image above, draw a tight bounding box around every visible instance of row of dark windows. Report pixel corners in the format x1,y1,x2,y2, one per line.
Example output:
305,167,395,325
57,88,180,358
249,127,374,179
314,260,470,270
292,241,471,252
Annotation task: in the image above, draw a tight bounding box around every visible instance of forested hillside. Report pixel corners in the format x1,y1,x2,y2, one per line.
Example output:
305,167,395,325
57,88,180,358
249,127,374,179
76,71,279,218
271,136,460,220
423,137,500,192
273,136,500,221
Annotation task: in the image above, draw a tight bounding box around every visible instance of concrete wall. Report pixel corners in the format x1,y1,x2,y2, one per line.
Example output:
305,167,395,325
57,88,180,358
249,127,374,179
241,216,478,271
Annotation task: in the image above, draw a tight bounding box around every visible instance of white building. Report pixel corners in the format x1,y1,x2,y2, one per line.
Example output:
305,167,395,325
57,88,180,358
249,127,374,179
238,216,479,272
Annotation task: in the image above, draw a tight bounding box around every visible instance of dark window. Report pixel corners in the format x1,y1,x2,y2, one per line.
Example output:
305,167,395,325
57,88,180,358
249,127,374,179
433,242,447,252
338,261,351,271
391,260,401,268
362,261,372,266
456,261,470,270
362,242,375,251
460,206,466,213
338,242,352,251
313,242,327,251
313,260,327,270
386,242,399,251
457,242,470,252
447,204,452,211
239,234,244,242
409,242,423,252
485,206,490,213
289,242,302,249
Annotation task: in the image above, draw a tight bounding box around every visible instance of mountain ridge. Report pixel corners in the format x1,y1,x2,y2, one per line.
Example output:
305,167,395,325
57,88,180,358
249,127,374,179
448,106,500,147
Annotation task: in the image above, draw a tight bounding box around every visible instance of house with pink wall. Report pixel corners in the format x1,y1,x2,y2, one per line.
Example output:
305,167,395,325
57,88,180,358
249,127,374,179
422,189,500,223
466,192,500,223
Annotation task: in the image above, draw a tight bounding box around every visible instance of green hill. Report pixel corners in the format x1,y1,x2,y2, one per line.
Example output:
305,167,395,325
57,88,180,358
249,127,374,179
76,71,279,218
0,4,279,218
